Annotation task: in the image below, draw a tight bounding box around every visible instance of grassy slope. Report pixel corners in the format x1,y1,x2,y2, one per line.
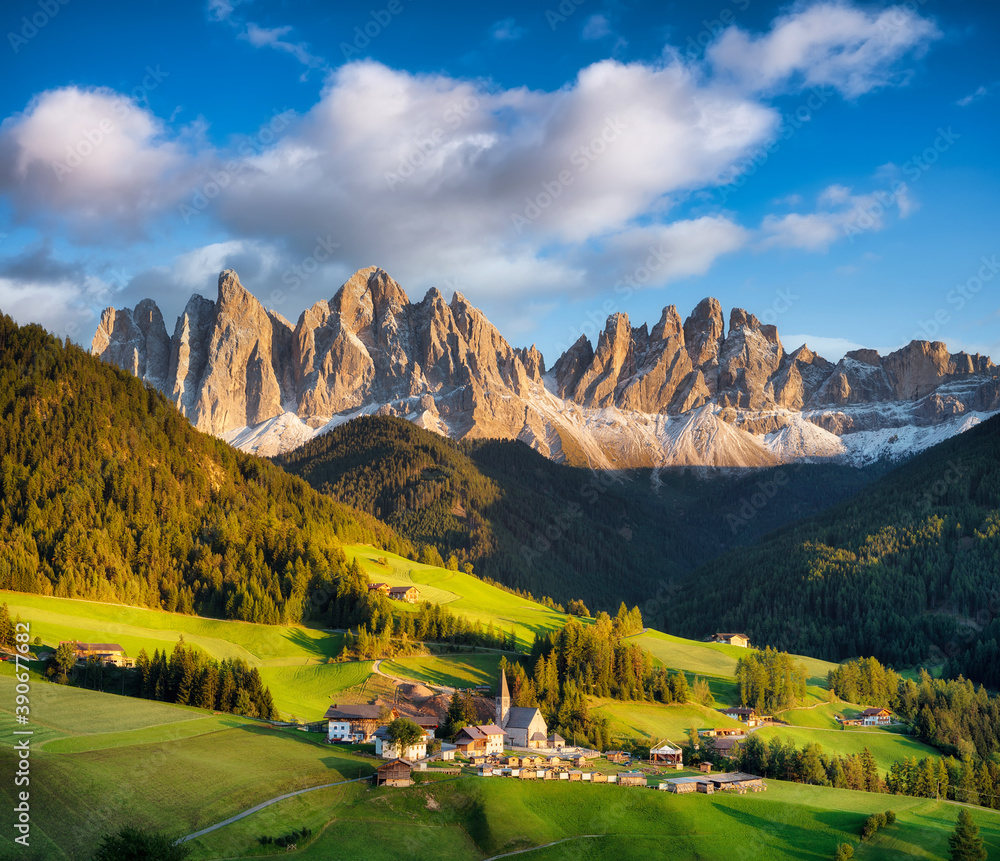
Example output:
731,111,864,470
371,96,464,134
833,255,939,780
344,545,574,648
383,653,502,690
0,676,376,861
755,725,941,773
182,775,1000,861
0,590,365,720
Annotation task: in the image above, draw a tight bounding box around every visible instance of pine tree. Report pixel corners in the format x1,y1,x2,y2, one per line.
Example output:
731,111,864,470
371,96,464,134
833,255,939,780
948,809,987,861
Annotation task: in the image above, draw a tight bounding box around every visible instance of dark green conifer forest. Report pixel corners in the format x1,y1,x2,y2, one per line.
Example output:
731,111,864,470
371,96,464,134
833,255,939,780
0,316,409,624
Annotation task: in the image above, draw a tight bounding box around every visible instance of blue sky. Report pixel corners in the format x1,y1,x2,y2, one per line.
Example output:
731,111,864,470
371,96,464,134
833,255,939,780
0,0,998,365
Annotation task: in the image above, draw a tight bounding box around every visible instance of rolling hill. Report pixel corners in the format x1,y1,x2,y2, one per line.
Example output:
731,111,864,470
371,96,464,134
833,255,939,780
0,313,408,627
666,412,1000,687
276,415,877,611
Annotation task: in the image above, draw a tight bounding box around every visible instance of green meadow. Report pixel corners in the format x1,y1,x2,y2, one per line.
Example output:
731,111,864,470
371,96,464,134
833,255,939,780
383,653,503,690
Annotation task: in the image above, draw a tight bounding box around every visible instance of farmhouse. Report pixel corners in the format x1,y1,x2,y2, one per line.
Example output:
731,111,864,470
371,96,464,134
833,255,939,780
388,586,419,603
367,582,390,595
454,724,505,756
496,670,548,748
412,715,439,738
860,707,892,726
605,750,631,764
374,758,413,787
711,633,751,648
324,704,396,743
373,726,428,761
649,741,683,766
720,707,760,726
713,738,740,759
61,642,132,667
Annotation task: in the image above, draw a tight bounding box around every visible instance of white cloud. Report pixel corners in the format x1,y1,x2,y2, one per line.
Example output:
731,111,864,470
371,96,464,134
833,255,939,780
241,23,324,70
490,17,526,42
0,1,945,331
582,14,611,41
957,84,989,107
760,177,913,251
707,1,940,97
0,87,197,238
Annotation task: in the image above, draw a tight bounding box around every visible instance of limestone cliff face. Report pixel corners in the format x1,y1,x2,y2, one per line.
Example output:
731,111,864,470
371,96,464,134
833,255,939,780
92,267,1000,467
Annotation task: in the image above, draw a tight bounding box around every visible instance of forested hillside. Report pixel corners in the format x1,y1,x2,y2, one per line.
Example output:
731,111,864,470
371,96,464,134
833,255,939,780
667,414,1000,686
276,416,876,611
0,316,409,624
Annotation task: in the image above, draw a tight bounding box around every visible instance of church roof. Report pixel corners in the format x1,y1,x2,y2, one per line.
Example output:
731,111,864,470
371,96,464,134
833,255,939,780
499,668,509,699
505,706,543,729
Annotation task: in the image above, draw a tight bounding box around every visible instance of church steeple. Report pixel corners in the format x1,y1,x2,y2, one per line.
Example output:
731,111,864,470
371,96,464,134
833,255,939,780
496,668,510,728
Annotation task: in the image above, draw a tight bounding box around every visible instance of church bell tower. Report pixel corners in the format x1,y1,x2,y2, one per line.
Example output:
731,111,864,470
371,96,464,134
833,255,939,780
496,668,510,728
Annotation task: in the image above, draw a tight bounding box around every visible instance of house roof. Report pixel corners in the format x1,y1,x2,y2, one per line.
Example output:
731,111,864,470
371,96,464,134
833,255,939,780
64,642,125,652
716,633,749,639
548,733,565,743
389,586,416,594
377,758,412,772
721,707,756,715
860,707,889,716
530,731,546,741
412,716,439,727
714,738,740,751
324,704,387,721
650,743,681,754
457,724,503,742
505,706,543,729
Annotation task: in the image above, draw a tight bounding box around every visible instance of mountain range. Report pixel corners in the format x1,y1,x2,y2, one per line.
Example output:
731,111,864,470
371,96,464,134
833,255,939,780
91,267,1000,467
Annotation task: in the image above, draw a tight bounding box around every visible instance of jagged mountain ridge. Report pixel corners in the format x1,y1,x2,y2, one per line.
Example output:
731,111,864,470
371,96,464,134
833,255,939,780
91,267,1000,466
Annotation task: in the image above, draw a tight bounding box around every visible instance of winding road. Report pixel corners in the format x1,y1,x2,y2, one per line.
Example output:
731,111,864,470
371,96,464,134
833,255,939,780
176,776,369,844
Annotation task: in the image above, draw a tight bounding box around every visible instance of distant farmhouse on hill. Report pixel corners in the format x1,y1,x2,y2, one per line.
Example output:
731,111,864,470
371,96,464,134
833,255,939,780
60,642,132,667
709,633,750,648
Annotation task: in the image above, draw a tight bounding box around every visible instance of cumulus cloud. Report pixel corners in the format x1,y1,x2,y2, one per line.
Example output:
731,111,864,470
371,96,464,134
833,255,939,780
0,0,944,338
707,1,940,97
0,87,197,239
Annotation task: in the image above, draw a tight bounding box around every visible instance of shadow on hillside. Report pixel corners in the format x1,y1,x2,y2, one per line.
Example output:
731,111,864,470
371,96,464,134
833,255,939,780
230,722,376,776
283,627,340,660
711,803,829,860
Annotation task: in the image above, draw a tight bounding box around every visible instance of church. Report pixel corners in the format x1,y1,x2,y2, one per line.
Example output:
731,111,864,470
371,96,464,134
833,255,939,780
496,668,548,749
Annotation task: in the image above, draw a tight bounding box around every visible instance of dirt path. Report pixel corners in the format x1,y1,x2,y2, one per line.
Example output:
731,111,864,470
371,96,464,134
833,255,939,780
482,835,608,860
176,776,369,844
373,658,456,695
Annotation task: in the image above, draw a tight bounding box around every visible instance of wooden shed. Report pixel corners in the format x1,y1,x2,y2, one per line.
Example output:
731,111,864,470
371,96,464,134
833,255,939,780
618,771,647,788
374,758,413,787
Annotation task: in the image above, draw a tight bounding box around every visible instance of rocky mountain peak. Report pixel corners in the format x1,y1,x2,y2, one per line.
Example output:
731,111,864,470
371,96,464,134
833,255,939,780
92,268,1000,467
